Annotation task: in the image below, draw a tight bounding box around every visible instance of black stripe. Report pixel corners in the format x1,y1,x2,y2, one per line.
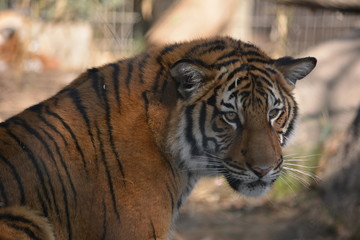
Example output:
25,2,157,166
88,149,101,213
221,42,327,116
37,189,48,218
226,65,248,81
256,89,268,98
40,128,77,200
217,69,228,81
0,179,8,206
248,65,272,79
152,67,164,93
185,105,199,155
185,39,226,57
255,79,263,88
45,107,87,173
36,115,77,201
98,70,126,179
176,198,183,210
206,94,217,107
241,82,251,90
153,43,183,93
227,81,236,91
199,45,226,55
101,200,107,240
277,110,286,120
160,79,168,102
240,90,250,98
7,223,41,240
268,88,277,101
142,91,150,121
68,89,96,151
138,53,150,84
158,150,178,188
213,59,240,69
0,154,25,204
5,129,52,213
95,124,120,220
230,91,238,100
110,63,122,111
241,50,264,58
26,103,42,113
265,66,277,74
283,94,298,142
199,102,208,148
88,68,102,100
0,214,41,229
215,50,237,62
247,58,269,64
242,42,257,49
61,180,72,240
36,111,68,147
220,100,235,110
11,118,62,221
156,43,181,65
150,220,157,240
165,183,175,213
255,75,274,88
125,59,134,91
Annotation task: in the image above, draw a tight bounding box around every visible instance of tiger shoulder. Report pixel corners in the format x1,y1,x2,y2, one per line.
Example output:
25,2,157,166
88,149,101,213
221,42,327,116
0,36,316,240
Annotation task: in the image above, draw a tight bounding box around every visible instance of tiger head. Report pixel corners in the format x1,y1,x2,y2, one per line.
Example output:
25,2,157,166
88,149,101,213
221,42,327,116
168,40,316,197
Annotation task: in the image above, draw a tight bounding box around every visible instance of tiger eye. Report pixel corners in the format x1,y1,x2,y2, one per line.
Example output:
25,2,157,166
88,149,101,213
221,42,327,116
224,112,238,122
269,109,281,119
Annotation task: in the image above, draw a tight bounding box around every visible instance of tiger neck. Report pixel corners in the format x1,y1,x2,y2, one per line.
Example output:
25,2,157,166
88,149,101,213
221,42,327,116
139,58,202,211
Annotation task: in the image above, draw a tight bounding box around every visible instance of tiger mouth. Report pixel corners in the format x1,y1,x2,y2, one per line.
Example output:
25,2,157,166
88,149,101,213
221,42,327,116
224,174,275,197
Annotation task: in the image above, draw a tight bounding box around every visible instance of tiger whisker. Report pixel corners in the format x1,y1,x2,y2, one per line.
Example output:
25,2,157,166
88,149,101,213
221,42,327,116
203,151,223,160
279,175,296,193
191,161,223,166
225,173,250,180
283,159,314,162
283,154,320,160
193,154,222,161
283,166,320,183
283,163,319,169
223,173,239,185
180,169,223,175
283,171,311,188
283,153,300,158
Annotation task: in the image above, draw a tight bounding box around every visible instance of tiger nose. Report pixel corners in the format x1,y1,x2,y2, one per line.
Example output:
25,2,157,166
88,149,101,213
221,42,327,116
247,163,272,177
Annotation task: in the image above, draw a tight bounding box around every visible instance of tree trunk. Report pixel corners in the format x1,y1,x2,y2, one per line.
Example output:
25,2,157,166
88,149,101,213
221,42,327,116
320,106,360,238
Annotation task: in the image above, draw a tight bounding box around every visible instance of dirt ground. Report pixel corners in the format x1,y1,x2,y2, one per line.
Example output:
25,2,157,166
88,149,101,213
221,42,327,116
0,71,344,240
176,178,341,240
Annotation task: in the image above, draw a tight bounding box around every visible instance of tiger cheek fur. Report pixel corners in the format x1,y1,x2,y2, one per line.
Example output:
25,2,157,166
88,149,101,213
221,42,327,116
0,36,316,239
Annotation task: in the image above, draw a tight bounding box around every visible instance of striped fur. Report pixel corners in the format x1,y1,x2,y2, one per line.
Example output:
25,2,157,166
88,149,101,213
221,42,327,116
0,206,54,240
0,37,316,239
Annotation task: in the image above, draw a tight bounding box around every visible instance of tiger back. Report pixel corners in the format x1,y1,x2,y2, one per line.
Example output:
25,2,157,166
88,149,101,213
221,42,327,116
0,36,316,239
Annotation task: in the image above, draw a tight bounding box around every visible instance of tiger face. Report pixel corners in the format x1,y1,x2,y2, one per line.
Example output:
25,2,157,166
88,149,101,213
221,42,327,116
169,50,316,197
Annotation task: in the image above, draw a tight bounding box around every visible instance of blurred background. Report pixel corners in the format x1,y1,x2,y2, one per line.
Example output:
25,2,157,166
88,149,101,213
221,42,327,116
0,0,359,239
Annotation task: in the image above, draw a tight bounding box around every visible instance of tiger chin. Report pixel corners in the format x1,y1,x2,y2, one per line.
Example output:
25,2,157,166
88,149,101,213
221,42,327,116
0,36,316,239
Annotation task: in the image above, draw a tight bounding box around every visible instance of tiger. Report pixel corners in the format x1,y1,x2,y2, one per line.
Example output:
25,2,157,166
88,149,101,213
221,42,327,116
0,36,316,240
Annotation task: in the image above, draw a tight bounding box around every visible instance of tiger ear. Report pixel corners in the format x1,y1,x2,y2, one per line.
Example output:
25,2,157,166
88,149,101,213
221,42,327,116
170,59,208,99
274,56,317,88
